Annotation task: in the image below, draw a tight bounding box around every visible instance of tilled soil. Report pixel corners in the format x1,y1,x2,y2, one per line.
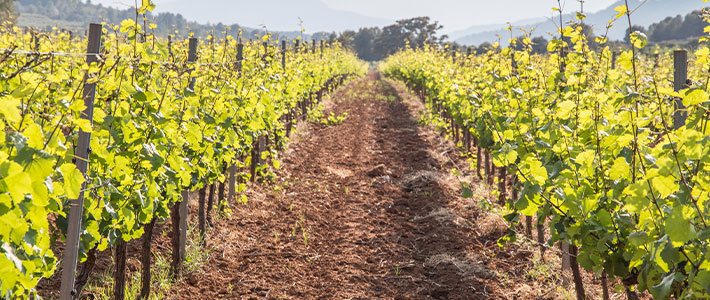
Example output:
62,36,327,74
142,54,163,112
164,73,600,300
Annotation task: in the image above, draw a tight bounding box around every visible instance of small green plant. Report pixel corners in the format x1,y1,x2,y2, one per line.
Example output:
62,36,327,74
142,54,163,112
479,198,494,212
320,112,348,126
308,103,326,122
82,226,211,300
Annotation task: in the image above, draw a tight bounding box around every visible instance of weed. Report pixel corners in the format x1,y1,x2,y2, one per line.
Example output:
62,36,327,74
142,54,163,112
82,226,210,300
320,112,348,126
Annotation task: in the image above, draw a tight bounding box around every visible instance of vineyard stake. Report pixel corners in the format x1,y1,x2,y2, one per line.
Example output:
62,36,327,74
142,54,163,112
281,40,287,70
178,37,199,262
252,43,268,182
673,50,688,129
198,183,208,245
228,43,244,202
59,23,102,300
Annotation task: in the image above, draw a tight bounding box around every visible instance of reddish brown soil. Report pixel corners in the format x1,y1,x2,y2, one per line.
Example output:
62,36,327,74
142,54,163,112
163,73,611,300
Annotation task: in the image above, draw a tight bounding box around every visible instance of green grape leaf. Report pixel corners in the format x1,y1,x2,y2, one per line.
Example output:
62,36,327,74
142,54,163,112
651,175,677,198
666,206,697,247
59,164,84,199
609,157,631,180
3,162,32,203
683,89,708,106
524,156,548,186
0,96,21,126
575,150,595,177
649,272,682,299
23,123,44,149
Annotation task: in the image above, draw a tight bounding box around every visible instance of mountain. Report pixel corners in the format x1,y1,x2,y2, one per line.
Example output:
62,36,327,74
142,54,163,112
455,0,709,46
14,0,339,41
447,17,545,41
156,0,392,33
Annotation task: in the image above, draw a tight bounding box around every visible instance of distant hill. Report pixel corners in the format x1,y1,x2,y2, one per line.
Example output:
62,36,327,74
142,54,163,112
13,0,318,40
455,0,709,46
448,17,545,41
156,0,392,33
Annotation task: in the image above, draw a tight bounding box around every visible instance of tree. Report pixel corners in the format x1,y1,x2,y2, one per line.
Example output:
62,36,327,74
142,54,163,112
531,36,549,54
371,17,447,59
477,42,493,54
0,0,16,23
353,27,380,61
337,30,356,51
648,11,705,42
624,25,647,44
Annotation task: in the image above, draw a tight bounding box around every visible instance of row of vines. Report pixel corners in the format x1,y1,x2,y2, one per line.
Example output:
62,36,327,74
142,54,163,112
382,2,710,299
0,1,367,299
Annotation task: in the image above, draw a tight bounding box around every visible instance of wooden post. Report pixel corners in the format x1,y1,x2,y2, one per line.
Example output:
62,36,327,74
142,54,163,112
250,139,259,182
178,37,198,262
276,40,288,148
281,40,287,70
498,167,507,204
673,50,688,130
226,43,244,206
464,128,471,153
113,239,127,300
236,42,244,74
198,182,208,244
320,40,324,58
312,39,316,54
250,46,261,181
227,163,237,203
167,35,173,57
476,143,483,179
561,242,571,272
178,190,189,260
59,23,102,300
262,41,268,62
484,151,492,184
206,182,216,224
217,175,226,213
611,51,617,69
570,245,586,300
537,217,546,256
139,216,157,300
187,38,198,89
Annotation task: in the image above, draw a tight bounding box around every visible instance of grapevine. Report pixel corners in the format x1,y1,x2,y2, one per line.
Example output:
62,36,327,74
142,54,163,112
0,2,366,297
382,6,710,298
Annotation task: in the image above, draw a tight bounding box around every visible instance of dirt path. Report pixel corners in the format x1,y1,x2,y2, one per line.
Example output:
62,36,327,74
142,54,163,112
166,73,570,299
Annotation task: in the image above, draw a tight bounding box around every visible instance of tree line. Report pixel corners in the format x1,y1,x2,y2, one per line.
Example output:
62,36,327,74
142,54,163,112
10,0,304,40
0,0,14,22
324,17,448,61
637,9,708,43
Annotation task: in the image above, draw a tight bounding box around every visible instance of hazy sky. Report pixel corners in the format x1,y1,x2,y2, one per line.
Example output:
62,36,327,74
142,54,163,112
90,0,620,32
320,0,618,29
